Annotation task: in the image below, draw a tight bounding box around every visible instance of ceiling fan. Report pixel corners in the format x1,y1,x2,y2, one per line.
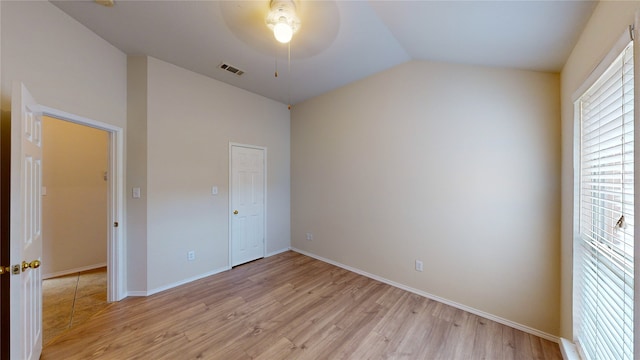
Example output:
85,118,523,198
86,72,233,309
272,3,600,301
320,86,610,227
218,0,340,59
265,0,301,44
94,0,114,7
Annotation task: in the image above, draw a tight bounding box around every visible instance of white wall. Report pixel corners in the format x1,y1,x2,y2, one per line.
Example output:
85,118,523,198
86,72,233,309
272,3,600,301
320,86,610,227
2,1,291,297
0,0,127,287
129,56,291,293
126,57,148,292
560,0,640,339
291,60,561,336
42,116,108,277
0,1,126,128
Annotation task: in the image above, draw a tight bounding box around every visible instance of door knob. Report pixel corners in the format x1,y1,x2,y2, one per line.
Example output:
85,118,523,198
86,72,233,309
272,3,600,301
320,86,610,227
233,210,239,215
21,260,41,272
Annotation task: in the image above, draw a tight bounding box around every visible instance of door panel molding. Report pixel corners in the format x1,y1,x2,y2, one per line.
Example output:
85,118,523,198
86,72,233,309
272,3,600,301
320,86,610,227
10,82,43,360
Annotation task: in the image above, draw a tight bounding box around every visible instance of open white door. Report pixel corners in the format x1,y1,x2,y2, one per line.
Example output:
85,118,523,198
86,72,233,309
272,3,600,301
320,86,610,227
230,144,266,267
9,83,43,360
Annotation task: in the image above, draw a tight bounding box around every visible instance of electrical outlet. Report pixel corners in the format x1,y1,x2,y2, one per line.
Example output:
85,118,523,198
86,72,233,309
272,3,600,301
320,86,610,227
188,251,195,261
415,260,423,272
306,233,313,241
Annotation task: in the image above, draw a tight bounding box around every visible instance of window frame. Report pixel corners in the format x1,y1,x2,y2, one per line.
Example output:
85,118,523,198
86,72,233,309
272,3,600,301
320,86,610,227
573,29,636,360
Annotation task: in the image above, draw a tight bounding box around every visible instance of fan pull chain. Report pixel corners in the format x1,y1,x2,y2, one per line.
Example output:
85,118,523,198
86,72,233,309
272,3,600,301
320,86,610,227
287,41,291,110
275,55,278,78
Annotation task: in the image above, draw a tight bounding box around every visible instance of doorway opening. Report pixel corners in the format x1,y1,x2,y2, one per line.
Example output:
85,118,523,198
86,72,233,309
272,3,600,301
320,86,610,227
39,105,125,305
41,116,110,344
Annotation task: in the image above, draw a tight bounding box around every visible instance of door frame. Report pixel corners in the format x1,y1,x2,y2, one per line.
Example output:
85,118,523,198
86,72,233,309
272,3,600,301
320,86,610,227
228,143,267,267
40,106,126,302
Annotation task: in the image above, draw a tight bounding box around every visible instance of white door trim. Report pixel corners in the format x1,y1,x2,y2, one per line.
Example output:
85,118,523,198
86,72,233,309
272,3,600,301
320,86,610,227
228,142,267,267
39,106,126,301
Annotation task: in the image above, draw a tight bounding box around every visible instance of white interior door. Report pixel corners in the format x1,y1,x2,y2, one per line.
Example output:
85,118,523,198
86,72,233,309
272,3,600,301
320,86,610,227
10,83,43,360
230,144,265,267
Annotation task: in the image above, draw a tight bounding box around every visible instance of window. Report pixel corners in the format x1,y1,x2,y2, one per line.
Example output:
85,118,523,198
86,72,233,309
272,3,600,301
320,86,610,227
576,40,634,360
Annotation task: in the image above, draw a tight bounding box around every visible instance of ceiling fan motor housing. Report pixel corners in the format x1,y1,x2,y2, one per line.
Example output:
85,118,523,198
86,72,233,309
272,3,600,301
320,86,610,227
265,0,301,35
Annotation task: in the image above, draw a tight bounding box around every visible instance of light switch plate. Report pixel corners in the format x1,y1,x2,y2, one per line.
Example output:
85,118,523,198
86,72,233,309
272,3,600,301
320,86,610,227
212,186,218,195
132,187,141,199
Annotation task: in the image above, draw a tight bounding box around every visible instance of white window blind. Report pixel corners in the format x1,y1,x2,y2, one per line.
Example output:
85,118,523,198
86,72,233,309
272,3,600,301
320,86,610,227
576,41,634,360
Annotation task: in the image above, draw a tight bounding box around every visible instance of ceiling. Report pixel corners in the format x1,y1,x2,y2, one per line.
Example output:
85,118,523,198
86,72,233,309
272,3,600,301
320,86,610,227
51,0,597,105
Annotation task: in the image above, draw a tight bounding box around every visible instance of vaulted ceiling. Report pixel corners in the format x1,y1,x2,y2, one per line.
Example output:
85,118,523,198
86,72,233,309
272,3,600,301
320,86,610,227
52,0,597,105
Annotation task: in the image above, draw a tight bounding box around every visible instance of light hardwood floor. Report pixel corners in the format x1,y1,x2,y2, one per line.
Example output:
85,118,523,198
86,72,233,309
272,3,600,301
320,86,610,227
42,251,561,359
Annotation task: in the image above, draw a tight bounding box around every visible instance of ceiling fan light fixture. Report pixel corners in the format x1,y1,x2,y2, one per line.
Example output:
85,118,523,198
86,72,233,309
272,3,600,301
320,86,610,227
273,18,293,43
265,0,300,44
94,0,115,7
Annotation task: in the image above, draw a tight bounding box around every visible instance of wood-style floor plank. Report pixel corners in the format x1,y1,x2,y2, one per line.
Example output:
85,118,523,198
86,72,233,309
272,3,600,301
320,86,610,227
42,251,562,359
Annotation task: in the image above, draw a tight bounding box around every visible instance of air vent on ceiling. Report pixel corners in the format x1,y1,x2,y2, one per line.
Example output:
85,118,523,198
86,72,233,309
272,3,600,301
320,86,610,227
219,63,245,76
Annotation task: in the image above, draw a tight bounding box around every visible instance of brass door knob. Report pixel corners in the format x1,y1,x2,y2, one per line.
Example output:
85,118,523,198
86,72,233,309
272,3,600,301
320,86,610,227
21,260,41,272
233,210,239,215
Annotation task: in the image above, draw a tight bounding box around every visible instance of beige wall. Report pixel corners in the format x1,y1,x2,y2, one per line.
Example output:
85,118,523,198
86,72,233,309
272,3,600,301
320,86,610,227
291,60,561,336
128,56,291,293
42,116,108,277
560,0,640,339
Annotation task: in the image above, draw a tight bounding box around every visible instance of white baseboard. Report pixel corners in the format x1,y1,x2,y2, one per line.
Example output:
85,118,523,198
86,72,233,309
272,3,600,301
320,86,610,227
291,247,560,344
43,262,107,279
127,249,290,297
560,338,580,360
131,266,230,297
266,247,290,257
